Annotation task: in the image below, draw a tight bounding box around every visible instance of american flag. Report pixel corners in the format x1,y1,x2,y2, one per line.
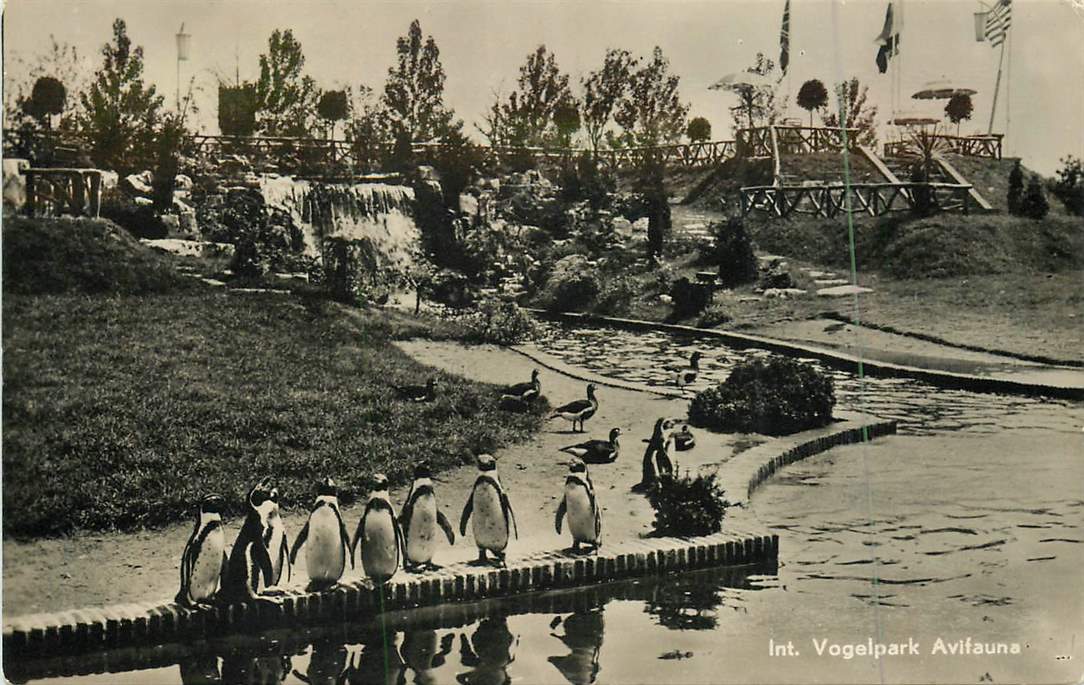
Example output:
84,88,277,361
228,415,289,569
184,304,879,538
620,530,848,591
779,0,791,75
984,0,1012,47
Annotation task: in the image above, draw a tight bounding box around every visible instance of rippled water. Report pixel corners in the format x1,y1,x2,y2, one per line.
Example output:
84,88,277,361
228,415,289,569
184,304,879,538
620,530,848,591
532,322,1084,435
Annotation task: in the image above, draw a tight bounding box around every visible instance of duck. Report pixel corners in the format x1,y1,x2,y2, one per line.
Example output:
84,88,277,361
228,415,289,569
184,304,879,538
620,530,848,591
674,351,703,393
551,384,599,433
673,425,696,451
392,378,437,403
497,394,532,413
559,427,621,464
501,369,541,403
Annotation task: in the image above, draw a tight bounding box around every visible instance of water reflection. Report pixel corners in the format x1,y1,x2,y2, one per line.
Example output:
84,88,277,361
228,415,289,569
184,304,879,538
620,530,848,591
8,565,770,685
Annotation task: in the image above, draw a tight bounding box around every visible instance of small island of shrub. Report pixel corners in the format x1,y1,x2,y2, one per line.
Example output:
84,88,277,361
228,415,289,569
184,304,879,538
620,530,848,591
648,471,730,536
688,356,835,436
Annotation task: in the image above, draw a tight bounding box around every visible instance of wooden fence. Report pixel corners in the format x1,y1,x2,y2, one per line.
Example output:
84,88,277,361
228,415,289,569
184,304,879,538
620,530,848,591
884,133,1003,160
737,125,860,158
21,168,103,218
740,181,974,218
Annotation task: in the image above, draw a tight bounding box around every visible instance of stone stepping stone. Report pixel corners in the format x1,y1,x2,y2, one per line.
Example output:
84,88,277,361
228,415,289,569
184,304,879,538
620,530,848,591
814,278,850,286
816,285,874,297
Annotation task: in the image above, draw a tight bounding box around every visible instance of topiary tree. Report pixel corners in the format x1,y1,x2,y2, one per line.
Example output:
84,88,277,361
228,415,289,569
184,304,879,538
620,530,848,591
686,116,712,142
24,76,67,129
218,83,258,136
796,79,828,127
317,89,349,139
944,93,973,136
711,218,758,286
1020,173,1049,220
1007,160,1024,215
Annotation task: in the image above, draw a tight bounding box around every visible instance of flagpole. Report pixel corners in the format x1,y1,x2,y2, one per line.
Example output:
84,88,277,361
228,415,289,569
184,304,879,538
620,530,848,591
987,36,1006,134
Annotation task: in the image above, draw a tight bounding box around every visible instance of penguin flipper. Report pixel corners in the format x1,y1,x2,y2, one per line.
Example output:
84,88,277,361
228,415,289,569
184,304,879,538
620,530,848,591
333,505,354,569
399,499,414,541
279,533,292,583
554,498,567,535
219,551,230,592
392,513,407,572
459,493,473,537
501,492,519,540
290,521,310,565
255,538,275,588
436,510,456,545
352,509,368,564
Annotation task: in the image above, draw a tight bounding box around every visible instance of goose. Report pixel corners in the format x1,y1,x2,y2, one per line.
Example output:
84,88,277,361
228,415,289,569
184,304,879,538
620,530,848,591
501,369,541,403
674,351,703,393
551,384,599,433
392,378,437,403
559,428,622,464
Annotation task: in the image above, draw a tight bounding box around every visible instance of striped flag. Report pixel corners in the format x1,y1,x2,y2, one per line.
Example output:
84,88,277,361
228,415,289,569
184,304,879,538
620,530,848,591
984,0,1012,47
780,0,791,75
874,2,901,74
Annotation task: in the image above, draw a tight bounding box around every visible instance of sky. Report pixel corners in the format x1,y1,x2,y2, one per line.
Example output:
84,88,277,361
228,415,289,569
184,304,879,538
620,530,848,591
4,0,1083,174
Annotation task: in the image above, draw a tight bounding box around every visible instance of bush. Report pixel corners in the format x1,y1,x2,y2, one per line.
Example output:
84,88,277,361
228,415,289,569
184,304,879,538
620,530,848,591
541,254,600,312
320,237,389,305
697,304,732,328
647,471,729,536
99,189,169,239
1007,160,1024,215
1052,156,1084,216
199,188,306,277
593,273,638,315
688,356,835,436
710,218,758,287
460,299,538,345
669,277,712,318
1020,173,1050,220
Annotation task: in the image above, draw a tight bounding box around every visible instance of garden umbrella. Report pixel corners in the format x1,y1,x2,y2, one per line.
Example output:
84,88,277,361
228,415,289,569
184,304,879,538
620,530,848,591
709,71,776,129
912,80,977,100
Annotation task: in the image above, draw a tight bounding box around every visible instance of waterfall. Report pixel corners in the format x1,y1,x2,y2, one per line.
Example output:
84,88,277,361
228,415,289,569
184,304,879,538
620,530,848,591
259,175,419,268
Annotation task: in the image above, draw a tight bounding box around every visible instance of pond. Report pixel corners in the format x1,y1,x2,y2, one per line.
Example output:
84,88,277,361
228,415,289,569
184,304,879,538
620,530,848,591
8,323,1082,683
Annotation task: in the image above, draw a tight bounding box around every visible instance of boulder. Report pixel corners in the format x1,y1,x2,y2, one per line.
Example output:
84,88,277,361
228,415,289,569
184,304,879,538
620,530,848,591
99,170,120,191
816,284,874,297
133,196,153,207
174,173,193,191
3,158,29,213
417,165,440,182
123,170,154,196
459,193,479,217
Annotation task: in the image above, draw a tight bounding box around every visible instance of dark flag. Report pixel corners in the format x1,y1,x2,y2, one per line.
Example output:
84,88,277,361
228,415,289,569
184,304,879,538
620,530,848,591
779,0,791,75
984,0,1012,47
874,2,901,74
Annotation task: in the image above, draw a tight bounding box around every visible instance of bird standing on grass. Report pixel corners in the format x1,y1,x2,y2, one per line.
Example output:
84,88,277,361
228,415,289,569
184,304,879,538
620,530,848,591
393,378,438,403
551,383,599,433
559,427,622,464
675,351,703,393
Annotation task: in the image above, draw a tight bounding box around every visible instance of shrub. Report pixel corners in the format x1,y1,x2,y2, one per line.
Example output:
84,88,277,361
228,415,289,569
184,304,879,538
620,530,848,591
710,218,758,287
594,273,638,315
669,277,712,318
1020,174,1050,220
461,299,538,345
647,470,729,536
199,188,306,277
99,189,169,239
1052,156,1084,216
541,254,600,311
697,304,732,328
1007,160,1024,215
688,356,835,435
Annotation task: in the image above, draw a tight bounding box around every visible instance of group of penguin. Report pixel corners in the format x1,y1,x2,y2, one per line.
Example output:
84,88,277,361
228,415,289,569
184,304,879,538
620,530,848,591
176,353,703,609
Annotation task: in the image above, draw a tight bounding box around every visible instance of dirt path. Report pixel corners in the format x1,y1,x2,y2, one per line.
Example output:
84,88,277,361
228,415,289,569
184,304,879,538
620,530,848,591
2,342,747,618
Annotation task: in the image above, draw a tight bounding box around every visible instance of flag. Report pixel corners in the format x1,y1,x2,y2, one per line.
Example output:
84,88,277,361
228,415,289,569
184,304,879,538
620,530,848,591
984,0,1012,47
874,2,902,74
779,0,791,75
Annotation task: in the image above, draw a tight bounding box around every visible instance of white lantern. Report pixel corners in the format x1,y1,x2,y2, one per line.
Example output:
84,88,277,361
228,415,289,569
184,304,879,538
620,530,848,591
176,23,191,61
974,12,988,41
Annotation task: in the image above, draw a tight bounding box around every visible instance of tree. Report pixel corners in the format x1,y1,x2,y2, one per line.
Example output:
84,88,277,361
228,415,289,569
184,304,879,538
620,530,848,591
1007,160,1024,215
317,89,349,138
255,29,319,136
218,82,258,136
615,46,689,148
552,102,581,149
1051,156,1084,216
1020,174,1049,219
345,85,392,173
944,93,973,136
821,77,878,147
796,79,828,127
687,117,711,142
383,19,457,147
4,36,89,134
79,18,164,171
481,46,577,149
24,77,67,129
581,48,637,154
725,53,782,131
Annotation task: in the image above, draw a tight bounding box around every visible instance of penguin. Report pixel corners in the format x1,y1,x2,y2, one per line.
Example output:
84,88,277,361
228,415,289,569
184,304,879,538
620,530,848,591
399,463,456,572
674,351,702,393
559,428,621,464
551,384,599,433
554,459,602,553
220,478,281,604
460,453,518,567
392,378,437,403
290,477,353,591
548,609,605,685
175,494,228,608
346,631,406,685
501,369,541,403
401,630,454,685
634,418,675,492
352,473,406,584
260,484,291,588
457,616,517,685
292,639,349,685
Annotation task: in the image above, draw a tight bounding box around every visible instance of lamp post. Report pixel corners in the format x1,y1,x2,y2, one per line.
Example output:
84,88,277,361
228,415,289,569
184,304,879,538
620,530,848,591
176,23,191,111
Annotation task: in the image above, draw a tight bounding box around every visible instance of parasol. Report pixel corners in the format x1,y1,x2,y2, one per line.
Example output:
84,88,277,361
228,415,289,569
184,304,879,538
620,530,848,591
912,80,978,100
710,71,776,129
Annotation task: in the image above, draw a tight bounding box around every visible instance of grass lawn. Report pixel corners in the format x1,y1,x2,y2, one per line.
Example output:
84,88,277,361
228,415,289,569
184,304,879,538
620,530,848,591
2,292,546,539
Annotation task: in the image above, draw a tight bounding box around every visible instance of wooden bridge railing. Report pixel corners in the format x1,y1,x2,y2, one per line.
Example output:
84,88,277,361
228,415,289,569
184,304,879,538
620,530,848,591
737,125,861,158
21,168,102,218
883,133,1003,160
740,181,973,219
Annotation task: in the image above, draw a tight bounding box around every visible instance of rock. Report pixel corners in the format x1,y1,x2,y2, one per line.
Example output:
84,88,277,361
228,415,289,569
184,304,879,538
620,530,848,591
633,217,649,232
416,165,440,182
140,239,235,260
99,170,119,191
174,173,193,191
123,170,154,196
763,288,807,299
612,217,633,237
816,284,874,297
658,294,673,304
459,193,479,217
133,196,153,207
161,214,181,236
814,278,850,286
3,158,29,213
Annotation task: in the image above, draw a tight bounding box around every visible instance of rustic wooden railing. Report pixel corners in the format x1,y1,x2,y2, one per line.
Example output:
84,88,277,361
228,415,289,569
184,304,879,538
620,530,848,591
737,125,860,158
883,133,1003,160
740,181,973,218
20,168,103,218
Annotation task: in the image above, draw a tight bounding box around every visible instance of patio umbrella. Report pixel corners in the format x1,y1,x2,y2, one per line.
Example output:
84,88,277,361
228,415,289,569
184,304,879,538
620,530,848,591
912,80,977,100
709,71,776,128
891,114,940,126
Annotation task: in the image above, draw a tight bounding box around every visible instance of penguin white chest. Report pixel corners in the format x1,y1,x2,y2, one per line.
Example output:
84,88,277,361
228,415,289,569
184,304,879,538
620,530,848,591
362,510,399,579
265,520,286,584
564,483,598,543
307,506,345,582
473,483,509,551
189,526,226,602
406,494,438,563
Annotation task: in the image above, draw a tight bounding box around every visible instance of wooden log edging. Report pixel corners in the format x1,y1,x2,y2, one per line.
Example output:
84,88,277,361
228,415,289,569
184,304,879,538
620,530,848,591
526,309,1084,401
3,529,778,658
